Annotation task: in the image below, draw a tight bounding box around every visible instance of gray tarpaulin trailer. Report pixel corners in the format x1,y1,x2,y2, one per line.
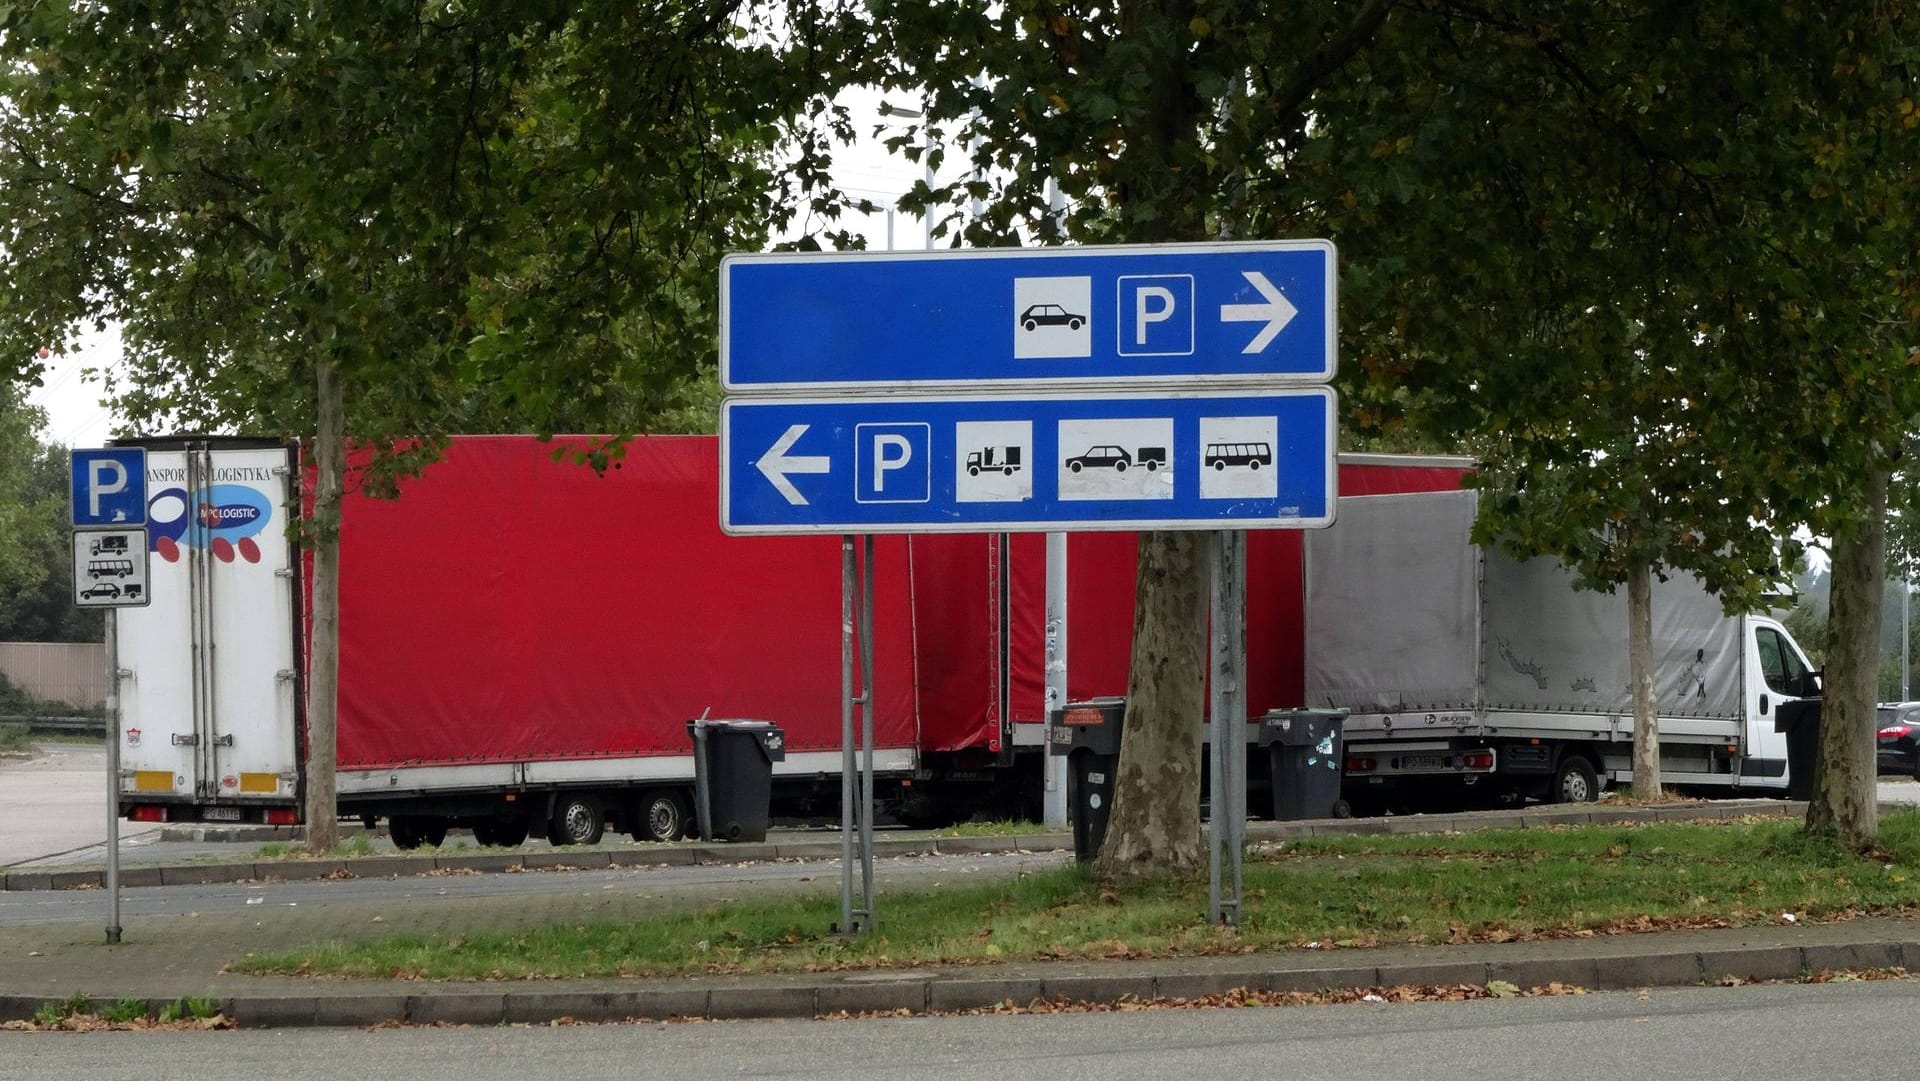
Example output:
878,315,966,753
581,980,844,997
1305,490,1821,804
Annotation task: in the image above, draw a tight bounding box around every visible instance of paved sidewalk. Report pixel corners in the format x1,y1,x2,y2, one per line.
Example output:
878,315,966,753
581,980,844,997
3,900,1915,1028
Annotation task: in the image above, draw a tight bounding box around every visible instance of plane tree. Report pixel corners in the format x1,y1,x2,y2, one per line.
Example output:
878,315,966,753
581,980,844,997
1292,1,1824,801
0,1,816,849
1306,1,1917,840
852,0,1408,881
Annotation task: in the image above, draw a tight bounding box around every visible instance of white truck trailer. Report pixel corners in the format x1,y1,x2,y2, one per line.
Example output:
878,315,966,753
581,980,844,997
1307,490,1822,804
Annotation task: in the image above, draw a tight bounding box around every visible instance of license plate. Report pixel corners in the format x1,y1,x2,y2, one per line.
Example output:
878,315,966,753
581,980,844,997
1398,753,1449,772
203,806,242,822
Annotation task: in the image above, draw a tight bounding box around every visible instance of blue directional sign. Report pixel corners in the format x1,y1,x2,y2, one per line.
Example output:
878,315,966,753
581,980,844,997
720,388,1336,534
70,447,148,527
721,240,1335,393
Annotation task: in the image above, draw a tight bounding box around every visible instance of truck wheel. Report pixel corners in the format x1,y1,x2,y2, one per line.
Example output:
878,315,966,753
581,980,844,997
389,815,444,849
1550,755,1600,804
547,796,604,846
473,817,530,848
388,816,419,850
632,790,690,843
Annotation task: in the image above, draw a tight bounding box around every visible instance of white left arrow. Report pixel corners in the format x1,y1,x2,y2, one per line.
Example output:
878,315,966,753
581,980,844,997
755,423,831,505
1219,270,1299,354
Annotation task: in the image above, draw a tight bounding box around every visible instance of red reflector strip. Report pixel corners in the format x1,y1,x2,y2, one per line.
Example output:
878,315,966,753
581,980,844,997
128,806,166,822
1063,708,1106,726
265,808,300,826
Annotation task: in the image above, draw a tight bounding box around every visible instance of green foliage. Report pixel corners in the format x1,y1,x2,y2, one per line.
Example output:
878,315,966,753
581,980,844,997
1304,2,1879,609
34,991,91,1025
0,387,102,641
0,2,813,460
156,996,218,1023
99,998,149,1024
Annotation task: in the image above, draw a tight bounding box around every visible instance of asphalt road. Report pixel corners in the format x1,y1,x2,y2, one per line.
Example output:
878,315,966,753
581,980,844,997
0,743,163,866
5,979,1919,1080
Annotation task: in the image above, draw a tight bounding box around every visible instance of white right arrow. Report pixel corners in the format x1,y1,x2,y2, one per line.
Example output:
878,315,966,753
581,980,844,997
1218,270,1299,354
755,423,831,505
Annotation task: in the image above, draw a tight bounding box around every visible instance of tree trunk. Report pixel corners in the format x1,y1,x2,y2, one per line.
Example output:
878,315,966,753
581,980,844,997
1096,530,1210,882
303,357,344,854
1626,561,1662,799
1805,468,1889,849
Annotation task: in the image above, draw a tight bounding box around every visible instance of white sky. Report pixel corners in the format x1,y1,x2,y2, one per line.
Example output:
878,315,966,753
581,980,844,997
26,325,122,449
25,88,943,450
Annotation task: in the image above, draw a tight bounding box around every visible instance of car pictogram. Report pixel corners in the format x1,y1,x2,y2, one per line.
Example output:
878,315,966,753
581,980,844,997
1019,304,1085,332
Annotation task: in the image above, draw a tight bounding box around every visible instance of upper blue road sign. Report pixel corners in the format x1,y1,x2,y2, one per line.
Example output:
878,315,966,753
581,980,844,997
70,447,148,527
721,240,1336,394
720,387,1336,535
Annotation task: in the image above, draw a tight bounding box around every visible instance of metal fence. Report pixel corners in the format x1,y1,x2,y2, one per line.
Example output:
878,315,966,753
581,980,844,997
0,641,106,710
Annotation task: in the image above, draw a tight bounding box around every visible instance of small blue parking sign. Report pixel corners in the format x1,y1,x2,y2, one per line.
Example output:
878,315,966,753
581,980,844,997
70,447,148,527
854,423,931,504
1116,275,1195,356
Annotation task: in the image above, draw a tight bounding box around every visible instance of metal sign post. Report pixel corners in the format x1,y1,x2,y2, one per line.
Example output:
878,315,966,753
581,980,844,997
718,240,1340,933
104,608,123,944
70,446,149,947
839,536,877,935
1042,532,1070,829
1207,530,1248,927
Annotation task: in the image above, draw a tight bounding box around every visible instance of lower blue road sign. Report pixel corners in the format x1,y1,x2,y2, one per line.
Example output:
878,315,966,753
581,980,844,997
720,388,1335,535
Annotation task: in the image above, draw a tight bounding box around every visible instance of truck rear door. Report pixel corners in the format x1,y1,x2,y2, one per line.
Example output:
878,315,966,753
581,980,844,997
117,443,301,819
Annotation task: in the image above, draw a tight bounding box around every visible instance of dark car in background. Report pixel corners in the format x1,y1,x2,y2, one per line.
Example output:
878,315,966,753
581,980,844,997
1876,702,1920,776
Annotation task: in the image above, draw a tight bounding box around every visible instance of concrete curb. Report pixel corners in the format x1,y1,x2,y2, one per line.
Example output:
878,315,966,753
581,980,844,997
0,799,1827,892
3,935,1908,1028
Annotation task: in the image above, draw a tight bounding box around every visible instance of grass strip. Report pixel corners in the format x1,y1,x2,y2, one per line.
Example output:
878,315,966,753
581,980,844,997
233,813,1920,982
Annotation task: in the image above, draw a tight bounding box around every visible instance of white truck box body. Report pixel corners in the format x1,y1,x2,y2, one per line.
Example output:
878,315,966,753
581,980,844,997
1306,490,1813,792
115,443,301,813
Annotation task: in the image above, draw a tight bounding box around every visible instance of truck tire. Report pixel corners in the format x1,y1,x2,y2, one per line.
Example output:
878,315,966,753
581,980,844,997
632,790,690,843
547,796,604,847
1549,754,1600,804
388,816,418,849
473,817,530,848
389,815,446,850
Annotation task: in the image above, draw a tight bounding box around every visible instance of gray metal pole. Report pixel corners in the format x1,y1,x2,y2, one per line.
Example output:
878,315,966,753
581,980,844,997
1041,174,1070,830
859,535,877,928
1226,531,1248,913
104,607,122,944
1043,532,1069,828
1207,530,1247,926
839,536,856,935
